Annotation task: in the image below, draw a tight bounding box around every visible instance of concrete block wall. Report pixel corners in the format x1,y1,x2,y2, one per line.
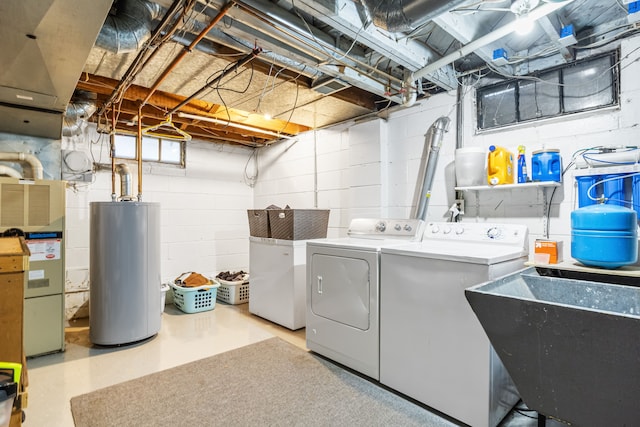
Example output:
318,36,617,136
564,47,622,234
255,35,640,262
63,125,255,320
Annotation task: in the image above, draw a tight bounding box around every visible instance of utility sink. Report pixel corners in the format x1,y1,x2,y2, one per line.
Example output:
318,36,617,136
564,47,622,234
465,267,640,426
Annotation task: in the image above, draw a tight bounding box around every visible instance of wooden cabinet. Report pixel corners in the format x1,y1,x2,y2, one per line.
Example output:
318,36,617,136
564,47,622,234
0,237,30,427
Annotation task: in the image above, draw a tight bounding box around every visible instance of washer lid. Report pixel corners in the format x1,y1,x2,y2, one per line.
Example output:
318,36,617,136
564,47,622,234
382,241,528,265
307,236,413,251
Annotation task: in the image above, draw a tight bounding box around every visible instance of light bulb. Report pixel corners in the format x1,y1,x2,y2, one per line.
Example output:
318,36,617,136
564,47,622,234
263,113,272,120
515,13,535,35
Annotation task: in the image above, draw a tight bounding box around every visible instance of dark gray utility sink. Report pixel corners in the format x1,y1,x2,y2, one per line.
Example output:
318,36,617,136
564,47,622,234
465,267,640,426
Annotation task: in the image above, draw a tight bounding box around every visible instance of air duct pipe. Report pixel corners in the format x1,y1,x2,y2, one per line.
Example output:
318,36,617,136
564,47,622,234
412,116,450,221
359,0,468,32
63,91,97,137
0,166,23,179
116,163,134,201
0,152,44,179
95,0,163,53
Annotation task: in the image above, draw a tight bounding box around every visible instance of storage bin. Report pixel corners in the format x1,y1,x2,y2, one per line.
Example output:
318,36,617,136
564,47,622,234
247,209,271,237
170,281,220,314
268,209,330,240
217,279,250,305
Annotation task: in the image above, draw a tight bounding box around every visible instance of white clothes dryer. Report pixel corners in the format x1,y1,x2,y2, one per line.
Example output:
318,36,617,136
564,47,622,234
306,218,424,380
380,222,529,427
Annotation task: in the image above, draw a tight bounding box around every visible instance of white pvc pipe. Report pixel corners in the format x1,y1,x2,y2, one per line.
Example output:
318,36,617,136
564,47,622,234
0,165,23,179
0,152,44,179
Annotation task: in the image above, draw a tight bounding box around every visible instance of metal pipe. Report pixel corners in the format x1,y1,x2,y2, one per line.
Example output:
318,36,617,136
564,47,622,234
95,0,163,54
97,0,192,117
137,104,143,201
359,0,468,32
167,48,262,115
404,0,575,104
111,108,117,201
0,152,44,180
142,0,236,106
116,163,134,200
412,116,451,221
177,112,297,140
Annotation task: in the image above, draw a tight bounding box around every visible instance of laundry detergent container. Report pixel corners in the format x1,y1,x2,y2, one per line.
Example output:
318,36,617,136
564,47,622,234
571,204,638,269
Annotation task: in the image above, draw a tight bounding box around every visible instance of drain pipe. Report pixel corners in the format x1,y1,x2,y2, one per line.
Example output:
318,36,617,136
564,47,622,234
412,116,450,221
0,152,44,179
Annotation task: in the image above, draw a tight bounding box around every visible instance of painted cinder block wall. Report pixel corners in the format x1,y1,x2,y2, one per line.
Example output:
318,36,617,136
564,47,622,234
254,35,640,263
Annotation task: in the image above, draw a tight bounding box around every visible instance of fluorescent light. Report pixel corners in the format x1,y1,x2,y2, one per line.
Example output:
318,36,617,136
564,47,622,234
177,112,296,140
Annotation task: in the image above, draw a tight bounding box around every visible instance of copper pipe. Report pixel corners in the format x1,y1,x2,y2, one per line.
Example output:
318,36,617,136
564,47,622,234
137,104,143,201
142,0,236,106
111,107,117,201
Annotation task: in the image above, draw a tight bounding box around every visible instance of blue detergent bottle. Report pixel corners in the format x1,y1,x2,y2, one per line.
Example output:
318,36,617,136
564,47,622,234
517,145,528,183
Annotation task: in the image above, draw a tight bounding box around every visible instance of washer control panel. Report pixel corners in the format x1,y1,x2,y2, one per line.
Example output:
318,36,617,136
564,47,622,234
348,218,424,240
425,222,528,246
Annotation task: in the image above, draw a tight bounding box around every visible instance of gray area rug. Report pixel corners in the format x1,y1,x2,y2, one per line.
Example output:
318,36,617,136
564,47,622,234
70,337,457,427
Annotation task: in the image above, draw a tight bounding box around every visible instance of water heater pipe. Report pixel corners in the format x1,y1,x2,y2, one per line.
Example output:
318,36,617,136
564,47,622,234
412,116,451,221
116,163,134,200
0,152,44,179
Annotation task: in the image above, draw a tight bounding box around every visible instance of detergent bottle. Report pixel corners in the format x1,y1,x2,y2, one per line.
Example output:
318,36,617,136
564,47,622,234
517,145,528,183
487,145,514,185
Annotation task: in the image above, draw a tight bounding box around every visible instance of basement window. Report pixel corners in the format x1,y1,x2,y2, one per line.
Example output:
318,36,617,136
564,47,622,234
114,134,185,166
477,52,618,130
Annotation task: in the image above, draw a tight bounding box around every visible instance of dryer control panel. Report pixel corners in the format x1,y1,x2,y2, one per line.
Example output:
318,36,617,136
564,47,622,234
348,218,424,240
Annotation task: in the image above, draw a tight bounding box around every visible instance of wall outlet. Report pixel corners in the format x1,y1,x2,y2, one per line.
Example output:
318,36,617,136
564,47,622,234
455,199,465,215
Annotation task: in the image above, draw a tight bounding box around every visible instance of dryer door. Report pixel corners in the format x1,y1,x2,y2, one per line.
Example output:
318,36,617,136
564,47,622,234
309,252,373,330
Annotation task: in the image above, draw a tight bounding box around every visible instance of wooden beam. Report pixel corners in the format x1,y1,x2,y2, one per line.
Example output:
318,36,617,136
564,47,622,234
77,73,310,135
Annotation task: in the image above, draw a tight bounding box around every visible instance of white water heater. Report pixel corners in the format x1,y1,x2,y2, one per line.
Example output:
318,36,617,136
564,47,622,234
89,201,161,345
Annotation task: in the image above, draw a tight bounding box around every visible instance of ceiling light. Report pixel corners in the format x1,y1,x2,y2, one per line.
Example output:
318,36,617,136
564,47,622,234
263,113,272,120
515,13,535,35
177,112,296,140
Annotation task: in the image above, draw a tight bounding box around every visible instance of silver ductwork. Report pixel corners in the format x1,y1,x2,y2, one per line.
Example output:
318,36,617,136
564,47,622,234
95,0,163,53
0,152,44,180
412,116,451,221
63,91,98,137
116,163,134,200
359,0,468,32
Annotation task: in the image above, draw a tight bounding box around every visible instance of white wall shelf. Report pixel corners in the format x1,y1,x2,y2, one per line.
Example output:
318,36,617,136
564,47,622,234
455,181,561,191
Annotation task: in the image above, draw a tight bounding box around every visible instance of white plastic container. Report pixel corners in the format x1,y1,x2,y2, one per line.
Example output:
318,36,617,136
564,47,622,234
161,283,170,314
455,147,486,187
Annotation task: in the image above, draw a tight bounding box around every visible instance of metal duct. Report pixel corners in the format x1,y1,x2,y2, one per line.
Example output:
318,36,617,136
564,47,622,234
0,152,44,180
412,116,450,221
95,0,163,53
63,91,97,137
116,163,134,200
359,0,468,32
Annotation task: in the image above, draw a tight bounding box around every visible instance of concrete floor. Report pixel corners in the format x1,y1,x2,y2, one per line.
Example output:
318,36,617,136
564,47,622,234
23,302,559,427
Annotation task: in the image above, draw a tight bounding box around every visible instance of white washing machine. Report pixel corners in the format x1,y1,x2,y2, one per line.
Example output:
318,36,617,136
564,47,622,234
380,222,528,427
305,218,424,380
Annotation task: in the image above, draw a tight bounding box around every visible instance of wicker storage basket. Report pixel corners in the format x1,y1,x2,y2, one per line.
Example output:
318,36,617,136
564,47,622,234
247,209,271,237
268,209,329,240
